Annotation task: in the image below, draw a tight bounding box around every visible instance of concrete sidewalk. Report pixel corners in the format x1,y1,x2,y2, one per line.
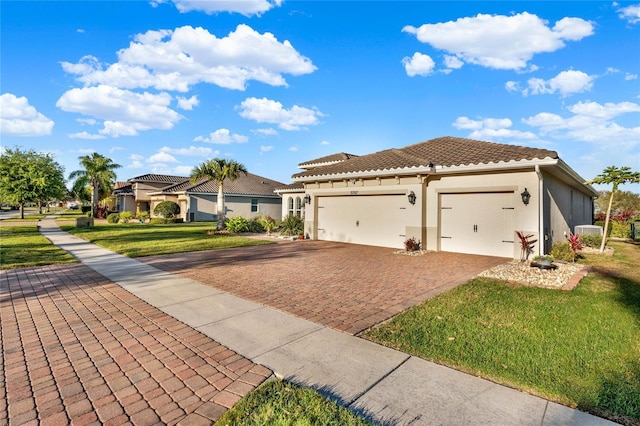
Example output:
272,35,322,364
38,217,617,425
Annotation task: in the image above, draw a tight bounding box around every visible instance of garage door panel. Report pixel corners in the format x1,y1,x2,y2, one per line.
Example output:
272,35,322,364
317,195,407,248
440,193,515,258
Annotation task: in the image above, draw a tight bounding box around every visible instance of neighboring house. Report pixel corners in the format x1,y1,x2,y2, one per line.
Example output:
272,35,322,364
114,172,285,222
290,136,597,258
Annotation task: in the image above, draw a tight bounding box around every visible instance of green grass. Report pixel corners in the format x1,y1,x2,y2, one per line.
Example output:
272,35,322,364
61,222,274,257
363,241,640,425
0,226,77,269
216,380,372,426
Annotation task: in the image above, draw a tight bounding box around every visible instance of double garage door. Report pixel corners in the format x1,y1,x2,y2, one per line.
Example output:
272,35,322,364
440,192,515,258
317,194,407,249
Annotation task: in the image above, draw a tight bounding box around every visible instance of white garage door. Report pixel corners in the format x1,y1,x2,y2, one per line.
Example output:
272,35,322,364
317,195,408,248
440,192,515,258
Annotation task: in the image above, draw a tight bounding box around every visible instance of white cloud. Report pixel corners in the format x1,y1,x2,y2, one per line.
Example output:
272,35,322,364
523,101,640,145
505,81,520,93
289,146,298,152
148,152,178,163
76,118,97,125
402,52,435,77
320,140,330,145
260,145,274,153
76,148,96,154
159,145,216,156
56,85,182,137
61,24,315,92
168,0,283,16
127,154,145,169
176,95,199,110
618,3,640,24
523,70,594,96
625,73,638,80
252,127,279,136
403,12,593,71
150,164,195,176
110,146,124,153
194,128,249,144
0,93,54,136
68,131,106,140
237,97,323,130
453,116,537,140
443,55,464,69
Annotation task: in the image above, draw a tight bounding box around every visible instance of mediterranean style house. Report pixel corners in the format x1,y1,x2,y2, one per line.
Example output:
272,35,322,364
279,136,597,258
113,173,284,223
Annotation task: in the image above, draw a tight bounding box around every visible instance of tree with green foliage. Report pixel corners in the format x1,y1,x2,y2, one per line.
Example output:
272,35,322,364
153,201,180,219
586,166,640,252
0,147,66,219
595,190,640,213
190,158,247,230
68,153,121,218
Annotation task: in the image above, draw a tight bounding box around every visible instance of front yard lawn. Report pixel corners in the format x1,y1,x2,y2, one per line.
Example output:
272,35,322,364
0,226,77,269
216,379,371,426
61,222,274,258
363,241,640,425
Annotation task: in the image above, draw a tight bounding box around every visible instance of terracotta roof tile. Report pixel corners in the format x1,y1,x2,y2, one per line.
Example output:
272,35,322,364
128,174,189,184
154,173,286,197
293,136,558,179
299,152,359,168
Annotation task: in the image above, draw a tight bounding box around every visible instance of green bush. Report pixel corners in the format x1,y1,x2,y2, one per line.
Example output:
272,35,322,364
580,233,603,248
279,214,304,236
247,218,265,233
225,216,250,233
106,213,120,224
137,211,149,223
150,217,183,224
154,201,180,219
551,241,576,262
259,216,278,235
119,211,133,223
595,220,632,238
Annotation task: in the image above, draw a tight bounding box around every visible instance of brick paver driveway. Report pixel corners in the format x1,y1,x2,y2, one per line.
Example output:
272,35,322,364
0,264,271,425
142,241,508,335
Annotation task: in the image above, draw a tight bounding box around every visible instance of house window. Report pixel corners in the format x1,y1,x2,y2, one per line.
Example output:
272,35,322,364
288,197,294,216
295,197,303,217
251,198,259,213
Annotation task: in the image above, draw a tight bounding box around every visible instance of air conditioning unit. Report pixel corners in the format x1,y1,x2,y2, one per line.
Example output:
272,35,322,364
575,225,603,235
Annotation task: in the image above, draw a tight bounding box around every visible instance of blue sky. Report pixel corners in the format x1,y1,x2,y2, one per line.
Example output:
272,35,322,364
1,1,639,193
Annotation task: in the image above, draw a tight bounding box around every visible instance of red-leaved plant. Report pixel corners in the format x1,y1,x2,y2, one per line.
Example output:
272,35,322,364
567,233,584,262
516,231,537,262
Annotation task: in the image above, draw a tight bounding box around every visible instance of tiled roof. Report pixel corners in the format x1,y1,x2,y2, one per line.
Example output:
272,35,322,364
274,182,305,193
128,174,189,184
113,182,133,194
299,152,359,168
293,137,558,179
155,173,286,197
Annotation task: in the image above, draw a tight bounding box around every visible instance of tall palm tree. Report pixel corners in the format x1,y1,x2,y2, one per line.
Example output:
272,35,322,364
69,153,121,218
586,165,640,252
190,158,247,230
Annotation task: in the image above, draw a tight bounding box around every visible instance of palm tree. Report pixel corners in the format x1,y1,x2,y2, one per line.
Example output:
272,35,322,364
69,153,121,218
190,158,247,230
586,166,640,252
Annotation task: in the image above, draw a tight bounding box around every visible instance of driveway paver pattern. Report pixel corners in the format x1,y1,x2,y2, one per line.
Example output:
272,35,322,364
0,263,271,426
141,241,508,335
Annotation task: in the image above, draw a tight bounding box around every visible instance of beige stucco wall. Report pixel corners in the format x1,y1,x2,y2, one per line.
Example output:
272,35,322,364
187,194,282,222
117,195,137,214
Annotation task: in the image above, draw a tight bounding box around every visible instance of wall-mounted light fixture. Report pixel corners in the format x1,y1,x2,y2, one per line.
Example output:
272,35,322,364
304,194,311,204
520,188,531,205
408,191,416,205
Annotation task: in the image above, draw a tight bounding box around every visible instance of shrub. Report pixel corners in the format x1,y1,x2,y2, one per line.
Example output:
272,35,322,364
119,211,134,223
150,217,168,224
279,214,304,236
154,201,180,219
595,220,632,238
551,241,576,262
516,231,537,262
567,233,583,262
581,233,603,248
259,216,277,235
137,211,149,223
106,213,120,224
404,237,421,251
247,218,265,233
225,216,250,233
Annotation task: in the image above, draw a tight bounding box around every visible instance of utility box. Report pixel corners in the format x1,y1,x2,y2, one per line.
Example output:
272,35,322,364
575,225,603,235
76,217,94,228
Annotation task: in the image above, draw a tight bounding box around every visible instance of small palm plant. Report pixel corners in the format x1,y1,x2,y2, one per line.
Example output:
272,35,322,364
259,216,277,235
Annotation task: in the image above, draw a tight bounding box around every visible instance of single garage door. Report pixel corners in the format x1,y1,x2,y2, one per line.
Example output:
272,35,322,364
440,192,515,258
317,194,408,248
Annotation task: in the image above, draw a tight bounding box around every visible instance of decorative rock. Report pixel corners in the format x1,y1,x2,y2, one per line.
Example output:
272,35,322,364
478,260,587,290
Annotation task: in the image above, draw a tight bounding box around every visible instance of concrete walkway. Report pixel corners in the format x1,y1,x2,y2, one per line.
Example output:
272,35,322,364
36,217,617,425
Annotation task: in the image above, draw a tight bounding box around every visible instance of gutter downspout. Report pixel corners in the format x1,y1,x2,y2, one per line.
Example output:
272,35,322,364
535,165,544,256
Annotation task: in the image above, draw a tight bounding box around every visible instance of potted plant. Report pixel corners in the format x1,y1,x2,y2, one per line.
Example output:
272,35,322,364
533,255,554,266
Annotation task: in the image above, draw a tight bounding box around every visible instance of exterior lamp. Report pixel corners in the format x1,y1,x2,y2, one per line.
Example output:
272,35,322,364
304,194,311,204
521,188,531,205
408,191,417,205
